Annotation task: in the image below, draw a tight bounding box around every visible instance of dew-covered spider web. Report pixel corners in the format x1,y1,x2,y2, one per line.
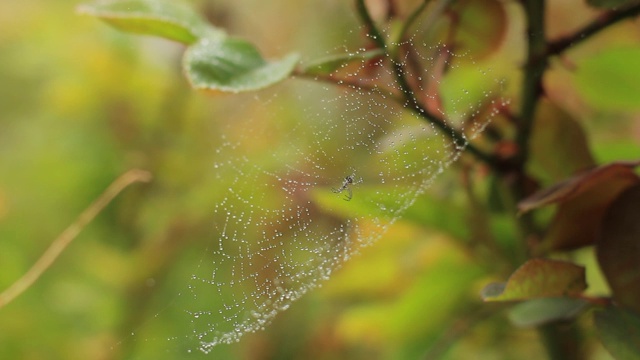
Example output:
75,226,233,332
126,5,508,357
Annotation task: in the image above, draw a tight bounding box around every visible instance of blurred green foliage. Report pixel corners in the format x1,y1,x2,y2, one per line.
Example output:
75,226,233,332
1,1,640,360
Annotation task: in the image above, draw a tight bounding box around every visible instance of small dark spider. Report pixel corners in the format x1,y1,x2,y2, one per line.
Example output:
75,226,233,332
332,174,355,201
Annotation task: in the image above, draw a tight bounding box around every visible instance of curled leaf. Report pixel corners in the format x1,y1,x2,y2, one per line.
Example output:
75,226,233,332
78,0,220,44
520,161,640,253
518,161,640,214
184,38,299,93
481,258,587,302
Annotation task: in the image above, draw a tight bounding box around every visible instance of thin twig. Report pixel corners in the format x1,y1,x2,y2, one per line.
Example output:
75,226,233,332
0,169,152,309
355,0,388,50
293,70,402,102
354,0,497,167
398,0,432,42
398,0,454,43
547,4,640,57
516,0,547,169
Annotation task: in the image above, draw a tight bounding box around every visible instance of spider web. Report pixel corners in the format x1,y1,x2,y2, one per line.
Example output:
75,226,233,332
126,5,507,357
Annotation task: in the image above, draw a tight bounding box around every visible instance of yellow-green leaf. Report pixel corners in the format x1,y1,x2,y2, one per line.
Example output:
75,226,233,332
482,259,587,302
575,47,640,111
78,0,219,44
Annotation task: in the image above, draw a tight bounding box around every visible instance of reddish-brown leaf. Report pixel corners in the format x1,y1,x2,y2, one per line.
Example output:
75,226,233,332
518,161,640,214
525,162,640,253
597,184,640,314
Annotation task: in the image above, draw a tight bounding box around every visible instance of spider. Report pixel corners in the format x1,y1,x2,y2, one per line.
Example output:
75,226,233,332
332,174,356,201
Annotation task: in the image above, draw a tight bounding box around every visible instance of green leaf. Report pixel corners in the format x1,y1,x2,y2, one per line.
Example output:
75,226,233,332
575,47,640,111
481,258,587,302
184,38,299,93
508,298,589,328
595,306,640,360
78,0,219,45
301,49,384,75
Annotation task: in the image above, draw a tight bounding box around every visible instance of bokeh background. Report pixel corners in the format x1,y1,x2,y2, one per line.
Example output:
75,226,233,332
1,0,639,359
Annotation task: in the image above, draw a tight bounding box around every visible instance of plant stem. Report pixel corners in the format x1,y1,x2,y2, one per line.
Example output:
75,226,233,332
0,169,152,309
516,0,547,170
547,4,640,57
517,1,587,358
354,0,497,167
355,0,388,50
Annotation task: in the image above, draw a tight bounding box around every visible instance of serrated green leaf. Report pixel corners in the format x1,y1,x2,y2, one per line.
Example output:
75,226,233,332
508,298,589,328
301,49,384,75
481,258,587,302
184,38,299,93
78,0,220,44
595,306,640,360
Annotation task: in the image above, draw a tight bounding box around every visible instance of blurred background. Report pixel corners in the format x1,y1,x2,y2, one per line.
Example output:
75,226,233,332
1,0,639,359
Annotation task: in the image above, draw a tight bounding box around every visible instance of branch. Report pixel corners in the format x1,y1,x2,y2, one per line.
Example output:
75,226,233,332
354,0,497,166
547,4,640,57
355,0,388,50
515,0,547,169
0,169,152,309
